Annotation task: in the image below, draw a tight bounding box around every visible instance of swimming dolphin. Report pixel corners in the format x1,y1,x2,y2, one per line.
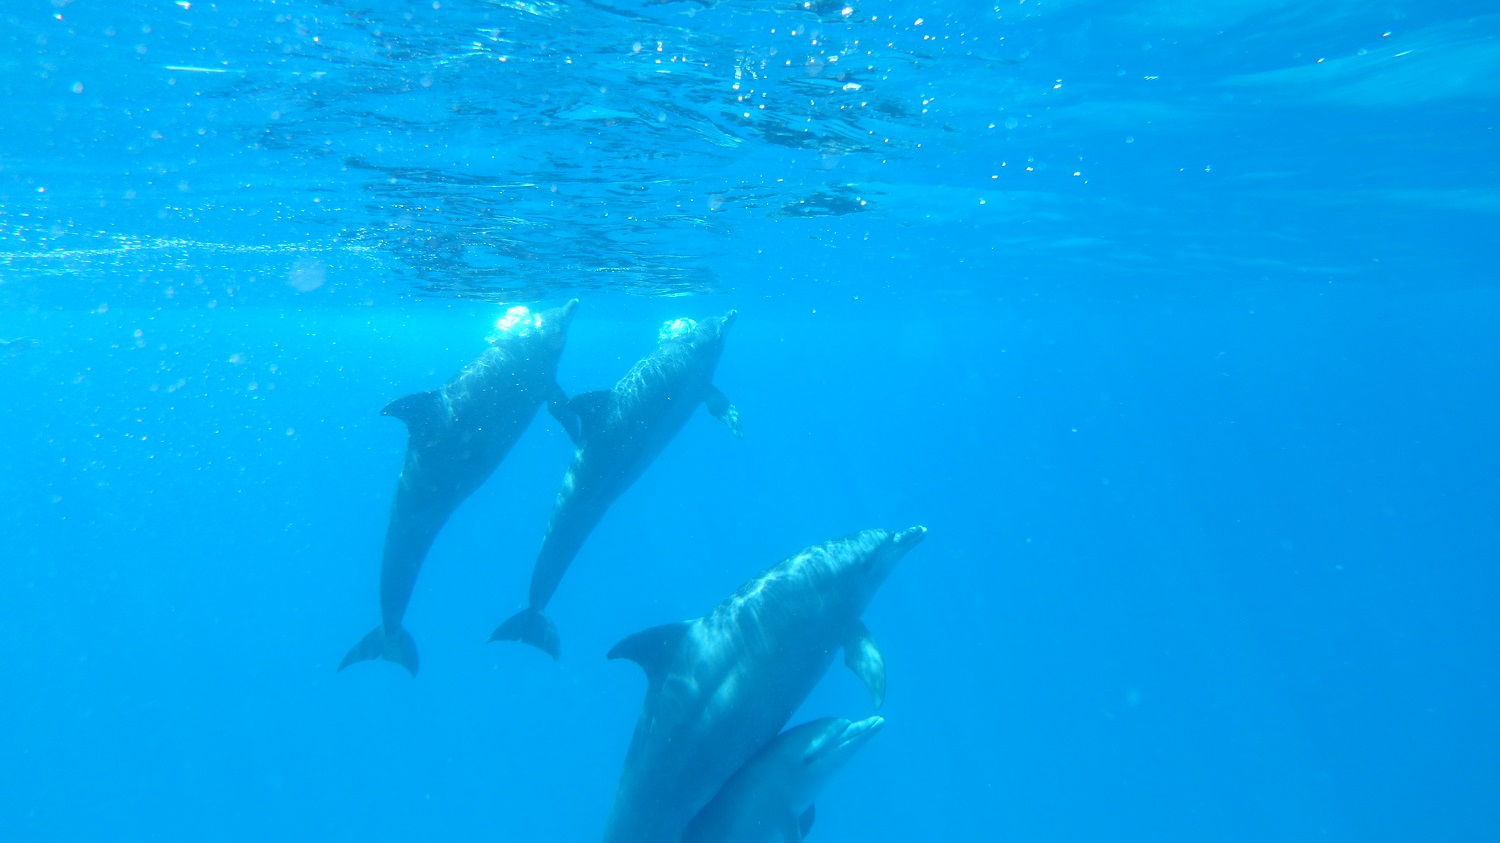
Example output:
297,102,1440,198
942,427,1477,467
0,337,40,356
601,526,926,843
489,311,741,659
683,716,886,843
339,299,580,677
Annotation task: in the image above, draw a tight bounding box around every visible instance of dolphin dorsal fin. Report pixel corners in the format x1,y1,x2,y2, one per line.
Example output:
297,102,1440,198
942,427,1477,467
607,621,692,683
843,621,887,708
382,390,447,437
799,805,816,838
567,389,617,439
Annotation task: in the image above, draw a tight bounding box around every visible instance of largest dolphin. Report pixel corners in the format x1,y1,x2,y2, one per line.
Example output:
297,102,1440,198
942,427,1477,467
490,311,741,658
339,299,580,677
601,526,926,843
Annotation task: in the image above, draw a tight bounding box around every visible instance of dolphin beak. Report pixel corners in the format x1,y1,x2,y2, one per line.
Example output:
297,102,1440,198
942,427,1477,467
721,309,739,331
837,715,885,751
893,525,927,548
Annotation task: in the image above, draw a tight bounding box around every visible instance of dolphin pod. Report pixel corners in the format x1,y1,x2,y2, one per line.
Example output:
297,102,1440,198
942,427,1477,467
683,716,886,843
339,300,580,676
602,527,926,843
341,305,926,840
490,310,742,659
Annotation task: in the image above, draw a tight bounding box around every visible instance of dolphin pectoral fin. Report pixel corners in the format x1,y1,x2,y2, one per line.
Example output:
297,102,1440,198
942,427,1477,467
843,621,887,707
606,621,692,683
567,389,617,439
799,805,816,839
704,385,742,439
338,625,419,677
490,609,560,660
382,390,447,439
547,383,583,445
776,808,809,843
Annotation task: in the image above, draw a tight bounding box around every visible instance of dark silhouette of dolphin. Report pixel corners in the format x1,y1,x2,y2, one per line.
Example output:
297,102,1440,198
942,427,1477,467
339,299,580,676
490,311,740,659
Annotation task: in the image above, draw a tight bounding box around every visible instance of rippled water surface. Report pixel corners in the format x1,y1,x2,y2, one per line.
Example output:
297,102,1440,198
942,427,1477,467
6,1,1496,302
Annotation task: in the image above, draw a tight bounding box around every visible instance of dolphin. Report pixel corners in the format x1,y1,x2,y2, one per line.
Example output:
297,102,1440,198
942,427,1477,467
339,299,580,677
0,337,40,356
683,716,886,843
601,526,926,843
490,311,741,659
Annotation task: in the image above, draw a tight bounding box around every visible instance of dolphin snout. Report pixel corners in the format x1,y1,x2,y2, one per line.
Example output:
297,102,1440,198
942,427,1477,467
893,525,927,547
542,298,579,334
837,715,885,751
720,309,739,330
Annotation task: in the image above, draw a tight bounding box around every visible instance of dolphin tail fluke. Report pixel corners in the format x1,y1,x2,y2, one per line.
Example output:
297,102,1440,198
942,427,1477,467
338,625,419,677
489,608,560,660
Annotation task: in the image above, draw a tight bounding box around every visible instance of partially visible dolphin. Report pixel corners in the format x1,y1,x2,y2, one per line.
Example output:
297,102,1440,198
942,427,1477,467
339,299,580,677
0,337,40,357
490,311,741,659
601,526,926,843
683,716,886,843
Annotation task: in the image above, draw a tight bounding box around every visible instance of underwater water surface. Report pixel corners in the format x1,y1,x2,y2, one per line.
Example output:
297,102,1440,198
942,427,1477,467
2,1,1497,841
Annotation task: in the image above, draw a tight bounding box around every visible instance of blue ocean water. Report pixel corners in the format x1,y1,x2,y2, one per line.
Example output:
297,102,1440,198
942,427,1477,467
3,1,1498,840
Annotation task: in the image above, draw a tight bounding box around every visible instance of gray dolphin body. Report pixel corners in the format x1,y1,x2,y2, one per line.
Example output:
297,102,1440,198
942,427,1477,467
339,300,580,677
683,716,886,843
601,526,926,843
490,312,741,658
